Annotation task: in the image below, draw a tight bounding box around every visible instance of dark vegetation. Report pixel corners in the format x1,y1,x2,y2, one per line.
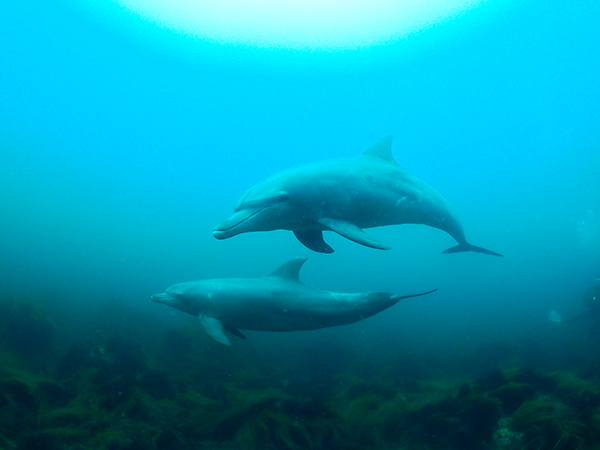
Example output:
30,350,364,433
2,298,600,450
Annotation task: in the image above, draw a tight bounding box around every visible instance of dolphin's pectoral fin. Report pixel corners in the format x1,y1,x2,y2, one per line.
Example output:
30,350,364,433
224,326,247,340
293,230,334,253
199,315,231,346
319,218,391,250
443,243,503,257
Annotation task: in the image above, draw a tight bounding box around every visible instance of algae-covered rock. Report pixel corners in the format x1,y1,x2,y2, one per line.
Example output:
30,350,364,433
211,386,345,450
37,380,72,407
1,379,38,411
512,367,557,393
16,431,61,450
406,389,502,450
493,418,523,450
490,382,535,413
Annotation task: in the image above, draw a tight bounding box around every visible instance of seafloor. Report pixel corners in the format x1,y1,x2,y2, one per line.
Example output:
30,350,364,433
1,298,600,450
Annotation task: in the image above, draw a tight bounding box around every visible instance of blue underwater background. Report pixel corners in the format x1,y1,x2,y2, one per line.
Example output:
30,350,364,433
1,1,600,449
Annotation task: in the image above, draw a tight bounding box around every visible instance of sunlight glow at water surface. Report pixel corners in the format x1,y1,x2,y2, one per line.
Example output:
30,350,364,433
111,0,485,50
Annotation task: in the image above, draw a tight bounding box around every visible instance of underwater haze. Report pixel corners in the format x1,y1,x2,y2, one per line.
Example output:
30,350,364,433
1,1,600,449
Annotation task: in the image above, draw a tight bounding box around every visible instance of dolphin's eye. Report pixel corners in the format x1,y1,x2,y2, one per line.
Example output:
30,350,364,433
277,193,289,202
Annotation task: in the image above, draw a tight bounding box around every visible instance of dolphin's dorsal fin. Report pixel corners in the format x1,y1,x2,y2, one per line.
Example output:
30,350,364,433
267,257,307,281
362,136,396,164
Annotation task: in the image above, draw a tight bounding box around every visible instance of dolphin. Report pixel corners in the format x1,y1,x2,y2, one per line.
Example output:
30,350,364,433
214,136,502,256
151,258,436,346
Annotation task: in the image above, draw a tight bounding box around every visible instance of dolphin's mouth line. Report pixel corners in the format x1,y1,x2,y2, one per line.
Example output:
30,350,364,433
214,206,268,233
151,293,173,303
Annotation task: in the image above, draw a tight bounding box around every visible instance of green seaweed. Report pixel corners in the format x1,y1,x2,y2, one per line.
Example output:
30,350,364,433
7,296,600,450
0,433,17,450
551,370,600,406
337,386,410,446
210,385,346,450
403,384,503,450
510,397,586,450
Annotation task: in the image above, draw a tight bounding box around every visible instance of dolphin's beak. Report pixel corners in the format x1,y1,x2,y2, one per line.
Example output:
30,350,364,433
151,293,173,304
213,206,264,239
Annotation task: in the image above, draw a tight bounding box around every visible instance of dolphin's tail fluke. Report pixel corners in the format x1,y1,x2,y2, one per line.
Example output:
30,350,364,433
443,243,503,257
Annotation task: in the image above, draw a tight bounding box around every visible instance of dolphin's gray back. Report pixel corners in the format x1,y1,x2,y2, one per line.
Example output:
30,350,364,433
277,157,463,235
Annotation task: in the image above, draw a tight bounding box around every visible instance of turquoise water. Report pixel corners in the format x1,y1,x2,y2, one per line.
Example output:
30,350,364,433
1,1,600,448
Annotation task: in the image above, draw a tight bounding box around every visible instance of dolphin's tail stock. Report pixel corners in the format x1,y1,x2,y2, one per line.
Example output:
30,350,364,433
360,288,437,321
443,242,503,257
